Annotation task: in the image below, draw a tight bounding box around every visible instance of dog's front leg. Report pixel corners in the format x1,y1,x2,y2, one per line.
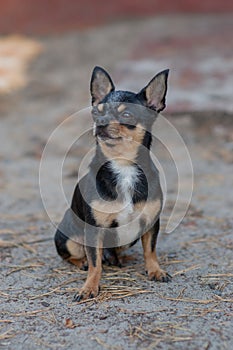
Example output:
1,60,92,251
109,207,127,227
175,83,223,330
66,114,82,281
141,219,172,283
73,227,103,302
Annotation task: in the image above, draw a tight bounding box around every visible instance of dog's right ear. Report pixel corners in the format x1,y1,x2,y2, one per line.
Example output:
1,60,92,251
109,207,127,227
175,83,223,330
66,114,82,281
137,69,169,113
90,66,115,106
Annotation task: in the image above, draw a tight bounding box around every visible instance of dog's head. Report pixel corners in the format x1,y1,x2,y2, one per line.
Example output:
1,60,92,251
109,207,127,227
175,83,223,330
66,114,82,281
90,66,169,160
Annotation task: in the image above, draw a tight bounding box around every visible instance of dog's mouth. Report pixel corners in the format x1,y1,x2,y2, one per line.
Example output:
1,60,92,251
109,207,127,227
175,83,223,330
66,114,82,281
98,134,122,141
96,126,122,143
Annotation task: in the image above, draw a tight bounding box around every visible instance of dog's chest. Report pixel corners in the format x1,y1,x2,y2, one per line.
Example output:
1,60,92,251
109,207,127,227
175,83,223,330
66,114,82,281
110,161,137,224
91,161,161,245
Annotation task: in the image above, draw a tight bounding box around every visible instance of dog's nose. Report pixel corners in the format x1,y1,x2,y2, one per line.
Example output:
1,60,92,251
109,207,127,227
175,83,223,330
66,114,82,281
96,116,108,126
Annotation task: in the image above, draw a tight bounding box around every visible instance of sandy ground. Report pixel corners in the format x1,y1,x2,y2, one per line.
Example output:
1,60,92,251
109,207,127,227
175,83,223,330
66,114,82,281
0,15,233,350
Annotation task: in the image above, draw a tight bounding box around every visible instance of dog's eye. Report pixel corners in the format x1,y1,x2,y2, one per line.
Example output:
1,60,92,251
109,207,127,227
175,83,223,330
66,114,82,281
122,111,132,118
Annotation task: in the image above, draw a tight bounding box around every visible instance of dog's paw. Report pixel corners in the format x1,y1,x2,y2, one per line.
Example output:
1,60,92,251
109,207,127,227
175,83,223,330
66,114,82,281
103,248,122,267
72,284,100,302
80,262,88,271
147,268,172,283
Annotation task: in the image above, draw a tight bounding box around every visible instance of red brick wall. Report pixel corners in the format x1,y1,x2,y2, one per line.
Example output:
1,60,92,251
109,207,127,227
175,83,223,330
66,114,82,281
1,0,233,34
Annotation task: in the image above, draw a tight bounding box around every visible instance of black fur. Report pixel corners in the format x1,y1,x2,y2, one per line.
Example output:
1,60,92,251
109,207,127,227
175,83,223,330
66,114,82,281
151,219,160,252
54,229,71,260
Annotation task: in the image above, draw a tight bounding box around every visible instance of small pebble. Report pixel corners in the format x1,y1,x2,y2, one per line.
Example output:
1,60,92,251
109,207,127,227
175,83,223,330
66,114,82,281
41,301,50,307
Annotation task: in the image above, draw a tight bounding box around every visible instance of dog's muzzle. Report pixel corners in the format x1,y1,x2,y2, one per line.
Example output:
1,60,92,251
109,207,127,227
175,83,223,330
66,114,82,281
96,124,122,142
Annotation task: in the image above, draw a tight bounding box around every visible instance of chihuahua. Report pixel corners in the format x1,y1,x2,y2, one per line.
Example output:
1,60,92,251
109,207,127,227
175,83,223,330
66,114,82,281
54,66,171,301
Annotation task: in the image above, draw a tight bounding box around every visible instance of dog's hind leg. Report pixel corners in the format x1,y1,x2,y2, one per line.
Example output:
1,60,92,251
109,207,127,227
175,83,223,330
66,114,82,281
54,229,86,269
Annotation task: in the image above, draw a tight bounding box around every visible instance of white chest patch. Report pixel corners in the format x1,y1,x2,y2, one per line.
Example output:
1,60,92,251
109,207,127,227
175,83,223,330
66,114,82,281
111,161,141,246
110,160,138,199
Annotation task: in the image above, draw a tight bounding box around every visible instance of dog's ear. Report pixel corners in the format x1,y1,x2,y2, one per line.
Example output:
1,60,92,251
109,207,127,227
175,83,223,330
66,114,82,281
137,69,169,112
90,66,115,105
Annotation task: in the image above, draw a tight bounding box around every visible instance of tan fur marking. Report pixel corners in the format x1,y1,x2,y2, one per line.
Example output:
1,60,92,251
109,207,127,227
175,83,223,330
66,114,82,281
131,123,146,144
67,257,86,268
66,239,86,268
113,159,133,166
117,104,126,113
107,82,112,94
99,123,145,161
91,200,125,227
91,198,161,231
97,103,104,112
135,199,162,226
141,230,167,281
66,239,85,259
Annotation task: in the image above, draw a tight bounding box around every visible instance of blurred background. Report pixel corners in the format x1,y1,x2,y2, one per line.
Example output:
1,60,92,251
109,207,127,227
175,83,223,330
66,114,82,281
0,0,233,34
0,0,233,112
0,0,233,219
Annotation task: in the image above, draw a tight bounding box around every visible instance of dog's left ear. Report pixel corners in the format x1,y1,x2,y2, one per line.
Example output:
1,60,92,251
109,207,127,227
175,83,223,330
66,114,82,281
137,69,169,112
90,66,115,105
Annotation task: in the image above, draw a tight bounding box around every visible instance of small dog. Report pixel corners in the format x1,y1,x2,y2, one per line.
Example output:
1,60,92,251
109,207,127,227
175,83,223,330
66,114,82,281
54,66,171,301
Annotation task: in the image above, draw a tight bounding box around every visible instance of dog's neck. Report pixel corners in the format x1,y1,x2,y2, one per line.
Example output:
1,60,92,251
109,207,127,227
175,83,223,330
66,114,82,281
89,136,150,203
